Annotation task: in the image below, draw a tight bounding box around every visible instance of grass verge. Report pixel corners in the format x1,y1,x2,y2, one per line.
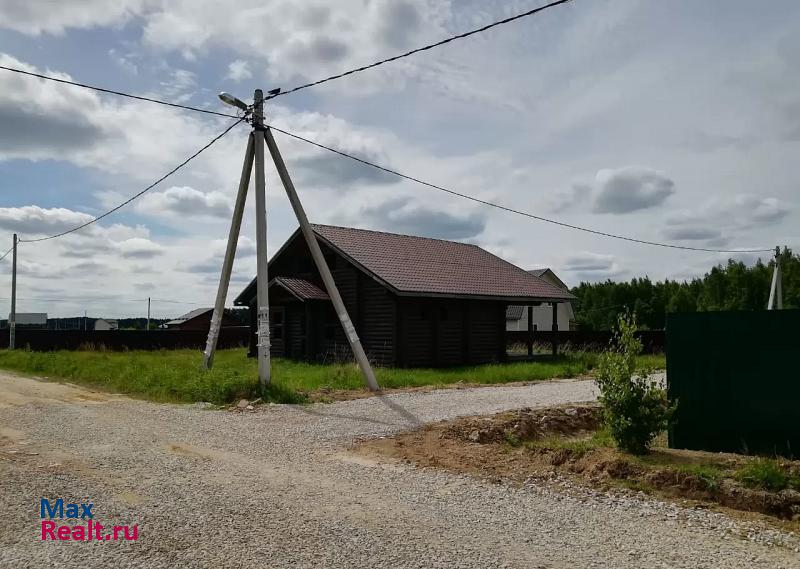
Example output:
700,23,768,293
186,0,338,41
0,348,665,405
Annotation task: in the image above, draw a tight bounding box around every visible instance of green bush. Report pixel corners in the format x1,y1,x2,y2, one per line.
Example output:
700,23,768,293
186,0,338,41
595,313,675,455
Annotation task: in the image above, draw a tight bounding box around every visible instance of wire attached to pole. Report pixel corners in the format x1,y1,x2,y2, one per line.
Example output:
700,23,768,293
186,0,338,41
267,125,774,254
270,0,574,98
19,118,246,243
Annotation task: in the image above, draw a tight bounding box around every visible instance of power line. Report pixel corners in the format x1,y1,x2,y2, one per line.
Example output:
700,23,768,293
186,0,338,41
0,64,241,119
19,118,246,243
271,0,573,98
0,246,12,262
268,125,774,254
0,296,205,305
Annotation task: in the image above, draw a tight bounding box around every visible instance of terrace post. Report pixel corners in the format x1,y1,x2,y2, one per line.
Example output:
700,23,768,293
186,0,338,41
527,305,533,357
551,301,559,356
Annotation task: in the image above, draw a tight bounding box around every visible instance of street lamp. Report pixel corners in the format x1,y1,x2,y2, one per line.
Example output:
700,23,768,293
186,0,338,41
218,92,248,111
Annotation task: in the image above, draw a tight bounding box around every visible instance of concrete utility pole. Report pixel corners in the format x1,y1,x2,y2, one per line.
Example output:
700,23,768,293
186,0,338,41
252,89,272,388
767,246,783,310
202,134,254,369
204,88,380,391
9,234,17,349
147,297,151,331
263,127,380,391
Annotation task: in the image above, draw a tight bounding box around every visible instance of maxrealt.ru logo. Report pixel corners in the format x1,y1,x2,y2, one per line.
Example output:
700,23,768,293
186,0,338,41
40,498,138,542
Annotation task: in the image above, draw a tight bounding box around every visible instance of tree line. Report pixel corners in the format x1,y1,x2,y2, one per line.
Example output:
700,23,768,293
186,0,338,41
570,248,798,330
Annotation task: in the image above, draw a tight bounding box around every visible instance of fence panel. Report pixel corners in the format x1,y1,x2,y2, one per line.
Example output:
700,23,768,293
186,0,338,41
0,327,250,351
666,310,800,456
505,330,665,353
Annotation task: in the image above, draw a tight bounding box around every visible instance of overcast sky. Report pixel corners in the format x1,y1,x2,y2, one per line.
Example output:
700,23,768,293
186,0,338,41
0,0,798,318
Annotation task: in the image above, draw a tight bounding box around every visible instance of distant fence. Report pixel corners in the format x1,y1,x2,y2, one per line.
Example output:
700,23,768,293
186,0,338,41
506,330,665,353
667,310,800,456
0,327,250,352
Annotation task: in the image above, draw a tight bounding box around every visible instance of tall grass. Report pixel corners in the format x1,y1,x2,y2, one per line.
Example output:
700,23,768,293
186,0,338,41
0,348,665,405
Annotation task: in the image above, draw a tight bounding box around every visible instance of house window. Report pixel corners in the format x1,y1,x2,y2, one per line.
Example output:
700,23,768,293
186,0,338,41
271,307,285,340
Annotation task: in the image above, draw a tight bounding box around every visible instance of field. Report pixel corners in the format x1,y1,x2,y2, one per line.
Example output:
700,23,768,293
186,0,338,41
0,348,665,404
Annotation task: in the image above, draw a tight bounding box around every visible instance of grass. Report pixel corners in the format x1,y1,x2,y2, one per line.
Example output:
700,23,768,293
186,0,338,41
735,458,800,492
518,424,799,496
525,427,616,457
0,347,665,405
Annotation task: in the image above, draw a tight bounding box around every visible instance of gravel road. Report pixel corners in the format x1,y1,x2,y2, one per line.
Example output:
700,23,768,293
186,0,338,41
0,372,797,568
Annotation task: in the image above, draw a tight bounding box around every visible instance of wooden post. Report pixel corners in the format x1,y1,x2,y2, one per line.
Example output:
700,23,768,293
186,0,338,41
526,305,533,357
551,302,559,356
461,299,470,365
431,301,440,367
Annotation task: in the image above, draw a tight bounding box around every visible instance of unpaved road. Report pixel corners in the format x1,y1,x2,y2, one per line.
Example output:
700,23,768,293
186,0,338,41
0,372,797,569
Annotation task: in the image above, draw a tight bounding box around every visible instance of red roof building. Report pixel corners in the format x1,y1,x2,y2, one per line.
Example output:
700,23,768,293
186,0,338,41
235,225,574,367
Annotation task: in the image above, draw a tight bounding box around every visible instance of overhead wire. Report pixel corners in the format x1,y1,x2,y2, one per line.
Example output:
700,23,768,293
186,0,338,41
0,64,240,119
267,126,774,254
269,0,574,98
0,246,12,262
19,117,247,243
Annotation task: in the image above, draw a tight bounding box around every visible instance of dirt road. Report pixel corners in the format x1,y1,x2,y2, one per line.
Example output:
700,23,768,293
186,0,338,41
0,372,797,568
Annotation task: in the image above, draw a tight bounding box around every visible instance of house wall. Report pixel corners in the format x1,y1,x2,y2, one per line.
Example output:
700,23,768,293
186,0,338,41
246,239,506,368
506,303,571,332
397,297,505,367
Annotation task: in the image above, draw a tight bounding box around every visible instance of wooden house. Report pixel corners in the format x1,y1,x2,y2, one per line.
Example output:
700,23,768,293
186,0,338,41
234,225,574,367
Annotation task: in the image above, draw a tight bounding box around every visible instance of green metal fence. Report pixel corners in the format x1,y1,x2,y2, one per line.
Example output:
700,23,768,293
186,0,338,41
666,309,800,456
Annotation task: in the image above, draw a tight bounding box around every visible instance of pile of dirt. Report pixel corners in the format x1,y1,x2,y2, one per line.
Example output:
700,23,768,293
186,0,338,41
357,406,800,523
442,404,602,444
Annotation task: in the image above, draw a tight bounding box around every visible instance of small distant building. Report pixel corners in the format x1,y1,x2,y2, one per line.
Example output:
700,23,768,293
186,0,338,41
9,313,47,328
94,318,119,331
505,269,575,332
166,308,240,331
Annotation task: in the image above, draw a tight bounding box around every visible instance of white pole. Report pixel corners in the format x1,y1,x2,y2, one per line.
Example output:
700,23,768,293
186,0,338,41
767,246,781,310
147,297,151,331
263,128,380,391
9,234,17,349
776,247,783,310
203,133,255,369
253,89,271,387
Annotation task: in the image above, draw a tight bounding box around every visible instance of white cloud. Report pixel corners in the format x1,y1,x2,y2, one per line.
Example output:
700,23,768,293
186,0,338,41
0,0,150,35
663,194,791,246
559,251,626,283
0,206,93,235
592,167,676,214
226,60,252,82
118,237,163,259
140,0,448,90
136,186,233,219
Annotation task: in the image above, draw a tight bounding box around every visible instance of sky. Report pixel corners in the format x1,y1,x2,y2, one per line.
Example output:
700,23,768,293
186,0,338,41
0,0,798,318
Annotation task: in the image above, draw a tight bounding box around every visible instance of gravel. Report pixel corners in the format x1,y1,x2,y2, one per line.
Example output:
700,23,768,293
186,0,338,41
0,372,797,568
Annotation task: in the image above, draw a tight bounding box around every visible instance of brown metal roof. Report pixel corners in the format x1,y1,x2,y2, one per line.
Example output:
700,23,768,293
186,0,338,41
271,277,329,301
312,224,574,301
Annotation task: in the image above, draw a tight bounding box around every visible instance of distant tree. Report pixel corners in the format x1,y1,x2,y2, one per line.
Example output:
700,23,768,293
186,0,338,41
571,248,797,330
